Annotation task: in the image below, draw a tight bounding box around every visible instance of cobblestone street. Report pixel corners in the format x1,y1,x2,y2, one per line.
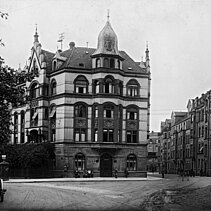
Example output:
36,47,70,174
0,174,210,210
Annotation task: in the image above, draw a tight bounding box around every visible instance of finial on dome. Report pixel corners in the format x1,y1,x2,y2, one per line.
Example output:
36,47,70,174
107,9,110,22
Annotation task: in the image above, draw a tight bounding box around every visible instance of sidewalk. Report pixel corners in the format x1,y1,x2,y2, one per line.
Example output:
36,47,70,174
5,175,163,183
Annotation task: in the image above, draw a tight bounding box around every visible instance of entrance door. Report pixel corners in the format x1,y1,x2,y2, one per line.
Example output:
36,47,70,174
100,153,112,177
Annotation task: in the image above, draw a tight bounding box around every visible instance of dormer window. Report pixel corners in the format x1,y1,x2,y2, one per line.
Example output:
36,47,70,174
74,75,88,94
53,60,57,71
126,79,140,97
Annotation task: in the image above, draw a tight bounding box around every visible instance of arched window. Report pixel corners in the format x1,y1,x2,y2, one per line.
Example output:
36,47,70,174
103,58,109,68
51,80,57,95
117,60,121,69
49,105,56,142
53,60,57,71
126,79,140,97
117,81,123,96
110,59,115,68
104,78,114,94
74,75,88,94
127,108,138,120
30,82,39,99
96,58,101,68
75,153,85,171
103,105,114,118
75,104,86,118
127,154,137,171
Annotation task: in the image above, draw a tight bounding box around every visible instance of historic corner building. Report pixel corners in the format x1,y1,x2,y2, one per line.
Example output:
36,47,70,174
11,18,151,177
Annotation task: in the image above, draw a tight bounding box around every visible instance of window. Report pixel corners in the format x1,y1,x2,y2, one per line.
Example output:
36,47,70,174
104,79,114,94
110,59,115,68
75,104,86,118
14,112,18,144
20,111,25,143
49,105,56,142
94,106,98,118
127,154,137,171
96,59,101,68
104,106,114,118
51,80,57,95
94,129,98,142
127,131,137,143
75,153,85,171
103,58,109,68
117,60,121,69
31,108,38,127
74,75,88,94
127,111,137,120
30,83,39,99
53,60,57,71
75,128,86,142
94,80,100,93
126,79,140,97
103,129,114,142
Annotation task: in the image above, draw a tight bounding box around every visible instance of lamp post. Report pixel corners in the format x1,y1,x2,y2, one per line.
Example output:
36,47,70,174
0,155,9,180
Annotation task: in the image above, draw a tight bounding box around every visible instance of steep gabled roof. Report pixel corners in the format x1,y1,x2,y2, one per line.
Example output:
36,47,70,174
41,49,55,73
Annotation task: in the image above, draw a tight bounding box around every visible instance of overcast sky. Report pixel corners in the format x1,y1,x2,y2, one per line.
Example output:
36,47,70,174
1,0,211,132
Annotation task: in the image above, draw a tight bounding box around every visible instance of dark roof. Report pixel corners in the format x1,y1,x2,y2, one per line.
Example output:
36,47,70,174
41,49,55,73
42,47,148,74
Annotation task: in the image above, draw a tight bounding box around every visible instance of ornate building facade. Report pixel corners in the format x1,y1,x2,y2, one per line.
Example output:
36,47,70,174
11,18,151,177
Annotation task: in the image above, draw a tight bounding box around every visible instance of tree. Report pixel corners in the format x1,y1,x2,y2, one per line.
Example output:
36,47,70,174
0,60,34,145
0,12,34,146
0,11,8,46
0,63,27,144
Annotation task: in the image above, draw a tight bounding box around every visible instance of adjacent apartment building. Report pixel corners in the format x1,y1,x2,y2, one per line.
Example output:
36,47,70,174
159,91,211,176
10,17,151,177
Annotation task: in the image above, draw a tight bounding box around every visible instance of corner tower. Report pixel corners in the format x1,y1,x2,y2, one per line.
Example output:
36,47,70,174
92,15,124,69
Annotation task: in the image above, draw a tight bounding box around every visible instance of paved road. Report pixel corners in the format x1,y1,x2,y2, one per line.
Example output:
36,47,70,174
0,175,211,211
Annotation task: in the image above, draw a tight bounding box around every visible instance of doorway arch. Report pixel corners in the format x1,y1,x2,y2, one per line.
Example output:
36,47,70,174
100,153,112,177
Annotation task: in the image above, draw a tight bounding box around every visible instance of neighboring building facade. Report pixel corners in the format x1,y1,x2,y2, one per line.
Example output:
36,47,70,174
10,18,151,177
147,131,160,172
159,90,211,176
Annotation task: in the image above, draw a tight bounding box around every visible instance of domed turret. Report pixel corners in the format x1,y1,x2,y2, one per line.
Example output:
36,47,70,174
93,20,120,56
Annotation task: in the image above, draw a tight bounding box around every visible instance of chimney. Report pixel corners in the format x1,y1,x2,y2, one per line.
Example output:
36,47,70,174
69,42,75,50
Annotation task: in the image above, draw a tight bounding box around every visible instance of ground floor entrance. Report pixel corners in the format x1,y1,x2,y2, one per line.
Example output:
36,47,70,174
100,153,112,177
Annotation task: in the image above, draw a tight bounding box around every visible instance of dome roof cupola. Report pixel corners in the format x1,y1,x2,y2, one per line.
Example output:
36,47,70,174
93,16,120,56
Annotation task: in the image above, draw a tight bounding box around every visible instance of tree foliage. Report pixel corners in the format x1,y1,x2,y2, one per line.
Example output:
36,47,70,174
0,143,55,168
0,11,8,47
0,63,33,145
